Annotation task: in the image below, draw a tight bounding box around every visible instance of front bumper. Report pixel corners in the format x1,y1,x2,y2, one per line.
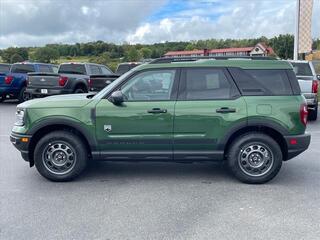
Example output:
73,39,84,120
26,87,73,97
284,133,311,160
10,132,32,162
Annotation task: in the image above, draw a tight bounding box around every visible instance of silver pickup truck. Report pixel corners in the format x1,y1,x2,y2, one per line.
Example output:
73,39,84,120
289,60,320,121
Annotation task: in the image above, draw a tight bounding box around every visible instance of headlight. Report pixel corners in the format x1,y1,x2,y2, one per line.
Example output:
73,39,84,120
15,109,25,126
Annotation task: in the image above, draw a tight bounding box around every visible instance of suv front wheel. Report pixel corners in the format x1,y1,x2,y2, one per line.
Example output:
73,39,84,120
227,133,282,184
34,130,88,181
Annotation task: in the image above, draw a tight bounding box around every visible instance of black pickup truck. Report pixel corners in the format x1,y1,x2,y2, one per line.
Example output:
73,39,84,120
26,63,119,97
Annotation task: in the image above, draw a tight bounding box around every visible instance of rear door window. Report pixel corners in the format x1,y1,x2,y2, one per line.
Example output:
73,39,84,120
11,64,35,73
229,68,293,96
89,65,102,75
179,68,239,100
101,66,112,75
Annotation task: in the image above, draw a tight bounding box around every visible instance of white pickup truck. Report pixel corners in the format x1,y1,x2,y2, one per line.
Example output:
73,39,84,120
289,60,320,121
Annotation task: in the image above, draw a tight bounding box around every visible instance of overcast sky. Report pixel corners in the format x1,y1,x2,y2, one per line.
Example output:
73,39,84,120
0,0,319,49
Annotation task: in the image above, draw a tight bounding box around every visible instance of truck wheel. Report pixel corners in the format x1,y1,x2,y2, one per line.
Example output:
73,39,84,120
34,130,88,181
74,86,87,94
308,105,318,121
227,132,282,184
18,87,30,103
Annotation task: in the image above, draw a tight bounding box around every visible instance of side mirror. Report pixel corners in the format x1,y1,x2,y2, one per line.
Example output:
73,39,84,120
109,90,124,105
317,75,320,80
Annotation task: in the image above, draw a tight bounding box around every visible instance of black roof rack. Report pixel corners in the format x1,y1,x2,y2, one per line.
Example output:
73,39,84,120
150,56,277,64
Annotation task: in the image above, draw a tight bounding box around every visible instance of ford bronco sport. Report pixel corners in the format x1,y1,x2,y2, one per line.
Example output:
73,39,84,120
10,57,311,183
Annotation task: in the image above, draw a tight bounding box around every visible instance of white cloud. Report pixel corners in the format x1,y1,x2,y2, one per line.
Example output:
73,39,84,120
127,0,320,44
0,0,319,48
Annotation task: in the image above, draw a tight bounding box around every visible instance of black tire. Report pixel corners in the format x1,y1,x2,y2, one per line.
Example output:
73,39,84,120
34,130,88,181
0,96,4,103
227,132,282,184
308,105,318,121
74,86,87,94
18,87,30,103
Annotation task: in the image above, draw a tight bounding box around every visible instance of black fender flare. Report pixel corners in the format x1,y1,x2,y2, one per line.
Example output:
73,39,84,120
27,117,97,151
217,118,289,150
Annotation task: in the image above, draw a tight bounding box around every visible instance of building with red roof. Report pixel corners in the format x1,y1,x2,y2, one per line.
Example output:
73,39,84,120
164,43,275,58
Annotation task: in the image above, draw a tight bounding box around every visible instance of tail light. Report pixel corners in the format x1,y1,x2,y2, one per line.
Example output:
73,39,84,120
58,76,68,86
312,80,318,94
300,104,308,126
4,75,13,84
88,78,92,88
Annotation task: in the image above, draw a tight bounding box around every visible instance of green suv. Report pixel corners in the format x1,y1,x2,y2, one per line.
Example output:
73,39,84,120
10,58,311,183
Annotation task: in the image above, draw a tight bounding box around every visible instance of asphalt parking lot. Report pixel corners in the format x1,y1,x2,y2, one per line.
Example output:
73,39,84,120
1,101,320,240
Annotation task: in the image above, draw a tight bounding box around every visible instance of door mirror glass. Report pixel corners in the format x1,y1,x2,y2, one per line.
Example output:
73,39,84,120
109,90,124,105
317,75,320,80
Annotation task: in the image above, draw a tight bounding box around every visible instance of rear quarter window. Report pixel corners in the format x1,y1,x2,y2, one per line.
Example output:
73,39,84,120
229,68,293,96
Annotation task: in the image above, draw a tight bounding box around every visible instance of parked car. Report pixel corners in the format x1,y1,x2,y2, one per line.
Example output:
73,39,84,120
115,62,141,75
11,57,310,183
0,62,56,103
26,62,119,98
289,60,320,121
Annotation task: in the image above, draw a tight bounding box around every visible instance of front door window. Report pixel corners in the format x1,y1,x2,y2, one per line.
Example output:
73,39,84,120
121,70,176,101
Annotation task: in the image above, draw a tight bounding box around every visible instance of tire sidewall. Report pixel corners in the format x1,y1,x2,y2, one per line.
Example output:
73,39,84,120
34,131,87,181
18,87,29,103
228,133,282,184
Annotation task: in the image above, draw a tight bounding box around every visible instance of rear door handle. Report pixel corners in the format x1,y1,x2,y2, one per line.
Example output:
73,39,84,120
216,107,236,113
147,108,167,114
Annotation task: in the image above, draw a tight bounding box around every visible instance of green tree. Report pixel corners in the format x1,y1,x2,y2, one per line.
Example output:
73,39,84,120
1,47,28,63
33,47,59,63
89,52,111,66
125,47,142,61
139,47,152,59
185,43,195,51
10,53,24,63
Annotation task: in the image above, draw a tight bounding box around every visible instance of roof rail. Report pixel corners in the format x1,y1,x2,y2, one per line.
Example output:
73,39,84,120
150,56,276,64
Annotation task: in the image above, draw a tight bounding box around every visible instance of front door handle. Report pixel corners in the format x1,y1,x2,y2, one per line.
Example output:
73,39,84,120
147,108,167,114
216,107,236,113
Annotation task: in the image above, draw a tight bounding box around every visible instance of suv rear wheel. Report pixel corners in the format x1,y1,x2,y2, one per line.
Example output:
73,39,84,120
227,133,282,184
34,130,88,181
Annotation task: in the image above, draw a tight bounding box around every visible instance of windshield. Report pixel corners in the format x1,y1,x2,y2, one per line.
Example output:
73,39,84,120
291,62,313,76
93,69,134,100
58,64,86,74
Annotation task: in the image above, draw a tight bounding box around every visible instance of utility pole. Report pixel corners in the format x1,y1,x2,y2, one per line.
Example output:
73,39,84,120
294,0,300,60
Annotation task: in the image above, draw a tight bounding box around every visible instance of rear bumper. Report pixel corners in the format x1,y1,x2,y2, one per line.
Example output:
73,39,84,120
0,86,19,96
284,133,311,160
26,87,73,97
302,93,318,107
10,132,32,162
